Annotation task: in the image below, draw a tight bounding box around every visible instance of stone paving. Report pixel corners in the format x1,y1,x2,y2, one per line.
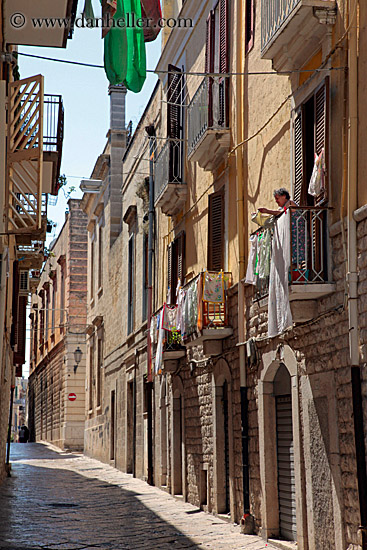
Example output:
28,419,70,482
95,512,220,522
0,443,279,550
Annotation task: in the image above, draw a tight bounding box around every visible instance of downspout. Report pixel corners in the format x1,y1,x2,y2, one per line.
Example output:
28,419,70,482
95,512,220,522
235,0,252,531
6,382,14,475
145,124,155,485
348,1,367,548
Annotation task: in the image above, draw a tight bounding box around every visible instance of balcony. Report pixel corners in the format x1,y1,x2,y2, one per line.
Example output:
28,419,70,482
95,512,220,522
7,75,64,237
154,139,187,216
182,272,233,351
187,77,230,171
261,0,337,73
4,0,78,48
252,207,335,322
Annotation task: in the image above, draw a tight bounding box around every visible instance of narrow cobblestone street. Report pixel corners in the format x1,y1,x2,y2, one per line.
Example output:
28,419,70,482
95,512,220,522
0,443,278,550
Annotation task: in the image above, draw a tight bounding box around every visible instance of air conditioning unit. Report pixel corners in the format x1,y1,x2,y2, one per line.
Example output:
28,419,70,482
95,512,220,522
19,270,30,294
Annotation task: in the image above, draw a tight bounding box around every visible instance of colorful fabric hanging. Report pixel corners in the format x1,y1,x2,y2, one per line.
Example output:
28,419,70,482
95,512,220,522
140,0,162,42
161,303,177,332
203,271,224,303
102,0,146,93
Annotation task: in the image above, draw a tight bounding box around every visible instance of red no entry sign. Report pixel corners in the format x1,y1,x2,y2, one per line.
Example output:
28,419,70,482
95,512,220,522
68,393,77,401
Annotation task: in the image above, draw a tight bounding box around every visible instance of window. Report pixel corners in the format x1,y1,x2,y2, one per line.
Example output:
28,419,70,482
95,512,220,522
245,0,255,54
97,332,103,409
89,335,94,411
142,232,149,322
45,288,49,342
167,64,184,183
60,270,64,327
205,0,229,128
51,277,56,335
98,224,103,290
208,189,224,271
90,236,95,302
294,79,329,205
127,234,135,335
167,231,185,304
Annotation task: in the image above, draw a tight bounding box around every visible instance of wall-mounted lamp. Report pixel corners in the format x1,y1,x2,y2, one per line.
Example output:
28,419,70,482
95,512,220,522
73,346,82,374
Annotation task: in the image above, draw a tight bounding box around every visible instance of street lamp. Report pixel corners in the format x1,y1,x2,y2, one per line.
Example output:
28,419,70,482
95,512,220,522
73,346,82,373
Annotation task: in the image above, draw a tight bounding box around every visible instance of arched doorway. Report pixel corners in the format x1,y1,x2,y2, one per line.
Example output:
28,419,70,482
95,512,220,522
274,364,297,541
213,359,234,517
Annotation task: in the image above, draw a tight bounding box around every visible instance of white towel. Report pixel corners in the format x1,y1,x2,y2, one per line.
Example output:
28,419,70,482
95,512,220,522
245,234,258,285
268,211,293,338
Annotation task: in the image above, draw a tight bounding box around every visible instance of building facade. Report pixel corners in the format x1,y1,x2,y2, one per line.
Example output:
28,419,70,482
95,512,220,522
28,199,88,451
80,1,367,549
0,0,77,481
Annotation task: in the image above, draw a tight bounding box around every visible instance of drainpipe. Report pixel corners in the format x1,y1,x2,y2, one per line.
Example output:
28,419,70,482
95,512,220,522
6,382,14,475
348,2,367,548
145,124,155,485
235,0,252,531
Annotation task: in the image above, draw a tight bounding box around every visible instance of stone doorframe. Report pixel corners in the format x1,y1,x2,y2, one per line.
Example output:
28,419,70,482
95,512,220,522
212,358,235,520
258,345,308,550
170,375,187,500
159,376,169,487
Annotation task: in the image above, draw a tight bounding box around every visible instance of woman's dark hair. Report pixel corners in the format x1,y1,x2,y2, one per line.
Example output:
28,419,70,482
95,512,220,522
273,188,290,200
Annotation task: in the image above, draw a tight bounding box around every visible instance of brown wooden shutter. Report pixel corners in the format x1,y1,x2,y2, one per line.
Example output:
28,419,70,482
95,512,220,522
218,0,229,127
208,190,224,271
205,11,215,128
167,64,182,140
294,108,304,205
219,0,229,74
14,295,27,365
314,78,329,203
245,0,255,53
176,231,185,283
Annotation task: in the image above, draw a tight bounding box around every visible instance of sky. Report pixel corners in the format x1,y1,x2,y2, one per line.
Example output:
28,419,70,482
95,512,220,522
19,0,162,241
20,0,162,376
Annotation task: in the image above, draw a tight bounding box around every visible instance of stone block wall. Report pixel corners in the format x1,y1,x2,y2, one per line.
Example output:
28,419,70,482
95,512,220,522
244,213,367,549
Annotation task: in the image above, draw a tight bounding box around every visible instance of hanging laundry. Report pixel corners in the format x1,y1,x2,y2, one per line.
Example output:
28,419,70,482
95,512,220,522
155,320,165,374
176,287,185,333
141,0,162,42
258,228,272,279
203,271,224,303
102,0,146,92
245,234,258,285
124,0,147,92
161,303,177,332
101,0,117,38
308,148,326,197
268,211,293,338
83,0,95,20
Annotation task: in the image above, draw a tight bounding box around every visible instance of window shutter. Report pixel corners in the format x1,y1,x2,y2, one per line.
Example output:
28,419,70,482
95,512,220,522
294,108,304,205
176,231,185,283
167,64,182,140
167,64,183,183
205,11,215,128
314,78,329,202
219,0,229,75
208,190,224,271
14,296,27,365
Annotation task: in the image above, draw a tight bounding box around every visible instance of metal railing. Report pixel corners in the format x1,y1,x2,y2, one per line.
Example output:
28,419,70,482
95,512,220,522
181,271,232,338
154,139,183,203
187,77,229,157
252,207,329,299
261,0,301,52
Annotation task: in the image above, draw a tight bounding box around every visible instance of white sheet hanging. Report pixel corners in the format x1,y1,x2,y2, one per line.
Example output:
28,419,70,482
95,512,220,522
245,234,258,285
268,210,293,338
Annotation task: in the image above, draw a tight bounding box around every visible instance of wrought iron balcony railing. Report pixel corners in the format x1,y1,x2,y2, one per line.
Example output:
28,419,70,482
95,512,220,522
181,271,232,340
154,139,183,205
187,77,229,159
252,207,329,300
261,0,301,53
